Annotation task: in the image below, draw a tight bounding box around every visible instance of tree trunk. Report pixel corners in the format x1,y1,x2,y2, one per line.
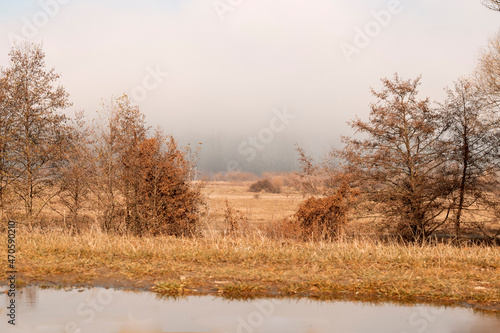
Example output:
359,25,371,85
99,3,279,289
455,131,469,240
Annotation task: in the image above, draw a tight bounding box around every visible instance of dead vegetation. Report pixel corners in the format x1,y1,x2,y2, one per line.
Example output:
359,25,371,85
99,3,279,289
3,227,499,309
249,179,281,194
0,43,202,237
2,38,500,317
3,42,500,244
295,182,357,241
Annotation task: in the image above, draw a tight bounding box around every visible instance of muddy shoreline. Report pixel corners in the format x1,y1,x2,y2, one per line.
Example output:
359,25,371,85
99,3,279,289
3,277,499,315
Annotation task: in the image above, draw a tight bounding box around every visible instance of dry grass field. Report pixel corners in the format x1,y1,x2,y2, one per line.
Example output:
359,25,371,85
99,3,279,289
201,181,303,228
199,181,385,238
1,180,500,311
3,228,500,311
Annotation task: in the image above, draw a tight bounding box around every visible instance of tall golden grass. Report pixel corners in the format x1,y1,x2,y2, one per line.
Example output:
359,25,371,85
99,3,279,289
3,225,499,307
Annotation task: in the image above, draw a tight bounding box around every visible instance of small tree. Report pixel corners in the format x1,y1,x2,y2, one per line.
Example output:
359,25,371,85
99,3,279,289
135,134,202,236
90,99,122,232
90,97,202,235
337,74,453,241
0,75,15,221
441,77,500,239
113,95,148,231
476,33,500,109
2,43,71,227
473,34,500,241
56,112,92,229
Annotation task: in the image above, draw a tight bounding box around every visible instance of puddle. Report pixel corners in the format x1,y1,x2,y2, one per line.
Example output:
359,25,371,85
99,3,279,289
0,285,499,333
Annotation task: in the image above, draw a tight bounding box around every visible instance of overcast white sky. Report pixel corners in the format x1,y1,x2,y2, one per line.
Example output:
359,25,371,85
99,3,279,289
1,0,499,172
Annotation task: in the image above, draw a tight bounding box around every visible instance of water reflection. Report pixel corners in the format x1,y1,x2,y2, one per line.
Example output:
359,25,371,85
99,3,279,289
23,285,39,310
2,285,38,311
0,286,498,333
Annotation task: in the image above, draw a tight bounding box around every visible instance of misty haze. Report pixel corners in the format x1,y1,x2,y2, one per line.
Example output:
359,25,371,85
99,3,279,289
1,1,500,333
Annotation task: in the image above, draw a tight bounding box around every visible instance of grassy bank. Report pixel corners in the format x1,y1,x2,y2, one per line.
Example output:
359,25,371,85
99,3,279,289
2,229,499,311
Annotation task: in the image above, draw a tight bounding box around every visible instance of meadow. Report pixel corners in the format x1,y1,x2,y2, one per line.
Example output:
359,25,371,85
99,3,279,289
2,181,499,312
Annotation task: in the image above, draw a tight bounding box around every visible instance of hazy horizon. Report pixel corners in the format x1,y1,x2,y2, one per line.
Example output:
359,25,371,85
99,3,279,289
1,0,499,173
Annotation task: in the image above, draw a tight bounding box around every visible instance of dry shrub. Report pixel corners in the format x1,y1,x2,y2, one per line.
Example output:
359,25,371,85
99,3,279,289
249,179,281,194
295,183,356,241
223,199,250,236
263,217,303,240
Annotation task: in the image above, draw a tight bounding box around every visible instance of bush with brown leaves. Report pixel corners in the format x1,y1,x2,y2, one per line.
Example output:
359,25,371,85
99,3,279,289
248,179,281,194
132,135,202,236
295,183,356,241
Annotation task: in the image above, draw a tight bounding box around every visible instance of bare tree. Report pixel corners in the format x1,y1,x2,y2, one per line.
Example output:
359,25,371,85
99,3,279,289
2,43,71,227
113,95,148,232
337,74,453,241
90,95,150,233
482,0,500,11
56,111,92,229
441,77,500,239
0,75,12,220
476,33,500,109
89,98,122,232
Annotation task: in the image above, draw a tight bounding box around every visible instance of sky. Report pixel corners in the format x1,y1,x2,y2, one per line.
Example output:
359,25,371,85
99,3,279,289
0,0,499,173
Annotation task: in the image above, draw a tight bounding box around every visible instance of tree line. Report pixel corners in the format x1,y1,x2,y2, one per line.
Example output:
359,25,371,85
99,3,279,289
321,33,500,242
0,43,201,235
2,32,500,243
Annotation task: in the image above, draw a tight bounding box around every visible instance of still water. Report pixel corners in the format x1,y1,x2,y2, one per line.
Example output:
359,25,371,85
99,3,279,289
0,286,499,333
